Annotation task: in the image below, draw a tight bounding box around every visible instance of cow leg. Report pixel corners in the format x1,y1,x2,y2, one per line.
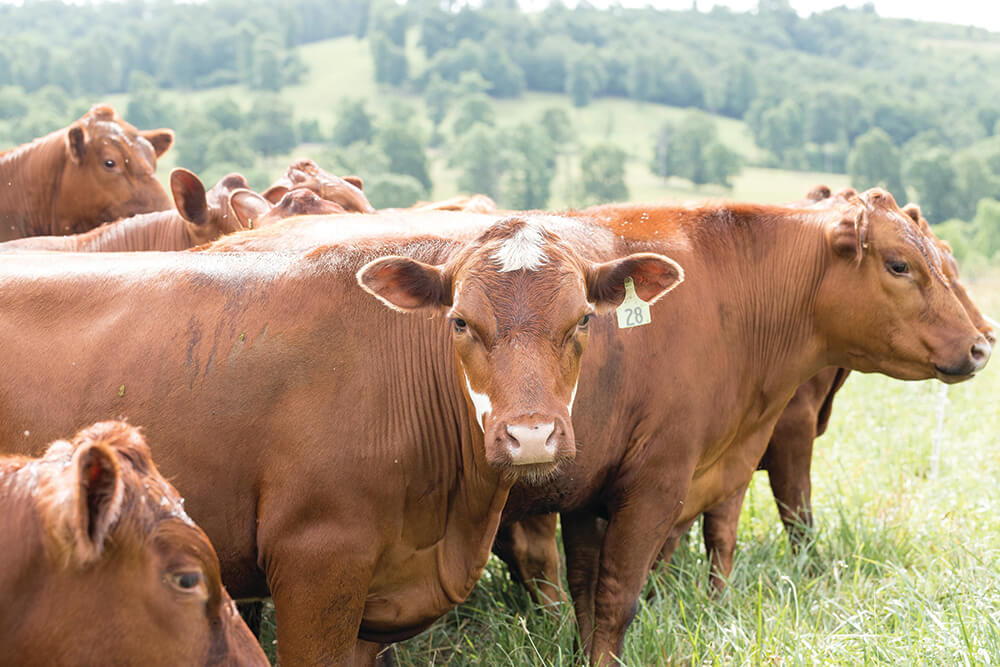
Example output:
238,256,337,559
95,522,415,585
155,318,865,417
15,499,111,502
494,514,566,606
701,482,749,593
267,540,377,665
561,510,606,656
588,484,689,666
763,418,816,551
350,640,393,666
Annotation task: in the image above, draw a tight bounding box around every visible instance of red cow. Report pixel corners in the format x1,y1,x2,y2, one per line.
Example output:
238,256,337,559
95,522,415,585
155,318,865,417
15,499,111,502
0,421,267,666
0,104,173,241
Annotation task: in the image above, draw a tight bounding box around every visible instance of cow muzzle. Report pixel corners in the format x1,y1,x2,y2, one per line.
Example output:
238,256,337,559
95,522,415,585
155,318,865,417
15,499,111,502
934,336,991,382
486,415,574,481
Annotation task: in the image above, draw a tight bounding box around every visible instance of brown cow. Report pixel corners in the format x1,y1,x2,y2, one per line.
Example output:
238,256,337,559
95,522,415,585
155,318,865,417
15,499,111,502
262,158,374,213
0,421,267,666
0,104,173,241
0,170,251,252
0,215,683,664
488,189,990,664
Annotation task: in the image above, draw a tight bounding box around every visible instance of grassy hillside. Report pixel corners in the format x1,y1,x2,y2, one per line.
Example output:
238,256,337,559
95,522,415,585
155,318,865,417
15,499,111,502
106,35,847,207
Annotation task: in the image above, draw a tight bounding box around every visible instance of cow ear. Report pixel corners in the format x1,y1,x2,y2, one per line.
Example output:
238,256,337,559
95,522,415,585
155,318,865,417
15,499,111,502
71,440,123,561
357,256,451,312
66,124,87,164
171,168,208,225
261,184,290,204
827,208,869,260
141,129,174,157
229,189,272,229
587,252,684,310
902,203,922,224
344,176,364,191
806,184,831,201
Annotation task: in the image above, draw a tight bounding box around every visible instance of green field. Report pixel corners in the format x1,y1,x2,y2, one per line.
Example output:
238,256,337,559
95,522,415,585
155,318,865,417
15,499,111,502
106,36,848,208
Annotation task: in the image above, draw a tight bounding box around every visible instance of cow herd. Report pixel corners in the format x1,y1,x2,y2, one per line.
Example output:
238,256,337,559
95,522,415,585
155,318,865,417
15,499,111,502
0,105,994,666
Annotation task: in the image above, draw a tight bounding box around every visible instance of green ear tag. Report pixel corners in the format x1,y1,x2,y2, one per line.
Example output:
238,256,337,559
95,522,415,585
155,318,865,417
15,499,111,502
616,277,652,329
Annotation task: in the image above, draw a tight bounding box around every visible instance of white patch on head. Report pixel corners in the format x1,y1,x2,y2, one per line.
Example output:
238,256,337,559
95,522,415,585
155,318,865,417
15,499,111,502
493,220,549,272
568,379,579,416
463,371,492,432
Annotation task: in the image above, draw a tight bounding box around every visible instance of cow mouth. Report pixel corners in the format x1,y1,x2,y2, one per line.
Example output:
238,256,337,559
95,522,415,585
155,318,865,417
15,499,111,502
934,365,977,384
503,459,566,485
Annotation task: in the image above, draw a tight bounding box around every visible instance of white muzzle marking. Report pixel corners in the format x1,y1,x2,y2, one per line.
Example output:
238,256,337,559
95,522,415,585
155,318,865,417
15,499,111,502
506,421,557,465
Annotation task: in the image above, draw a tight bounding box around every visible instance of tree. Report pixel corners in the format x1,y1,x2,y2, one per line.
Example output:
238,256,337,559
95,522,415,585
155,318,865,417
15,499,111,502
539,107,573,147
758,99,804,162
480,33,525,98
174,114,222,174
449,123,504,199
376,119,432,192
365,173,424,208
203,130,257,171
424,74,452,132
719,61,756,119
206,97,243,131
251,39,283,92
905,148,959,222
499,122,556,209
451,94,495,138
246,95,299,156
566,56,600,108
702,141,743,188
847,128,905,201
371,32,408,86
953,153,997,221
333,98,375,146
971,198,1000,260
580,143,628,204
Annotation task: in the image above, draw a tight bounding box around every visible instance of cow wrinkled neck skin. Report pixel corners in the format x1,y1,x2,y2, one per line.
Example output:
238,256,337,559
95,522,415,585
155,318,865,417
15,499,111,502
0,105,172,242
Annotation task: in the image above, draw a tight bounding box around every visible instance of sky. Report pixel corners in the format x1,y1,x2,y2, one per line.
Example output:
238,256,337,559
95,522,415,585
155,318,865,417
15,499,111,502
528,1,1000,33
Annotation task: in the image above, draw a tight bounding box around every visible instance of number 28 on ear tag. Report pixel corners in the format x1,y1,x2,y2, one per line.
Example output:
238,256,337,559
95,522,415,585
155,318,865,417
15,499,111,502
616,277,652,329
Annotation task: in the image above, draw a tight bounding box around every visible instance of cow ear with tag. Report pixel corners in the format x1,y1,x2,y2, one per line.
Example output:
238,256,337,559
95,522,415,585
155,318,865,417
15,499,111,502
66,124,87,165
171,168,208,225
586,252,684,312
357,256,451,312
229,190,273,230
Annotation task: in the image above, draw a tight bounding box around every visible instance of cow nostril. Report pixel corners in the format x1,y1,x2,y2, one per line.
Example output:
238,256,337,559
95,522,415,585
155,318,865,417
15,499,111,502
971,341,990,365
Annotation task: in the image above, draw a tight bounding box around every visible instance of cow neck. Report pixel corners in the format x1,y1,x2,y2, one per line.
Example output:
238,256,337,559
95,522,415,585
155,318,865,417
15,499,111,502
380,305,514,605
0,131,67,240
653,205,830,419
74,211,190,252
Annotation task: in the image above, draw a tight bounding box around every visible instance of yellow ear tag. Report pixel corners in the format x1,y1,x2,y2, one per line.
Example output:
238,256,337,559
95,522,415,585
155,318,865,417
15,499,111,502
616,277,651,329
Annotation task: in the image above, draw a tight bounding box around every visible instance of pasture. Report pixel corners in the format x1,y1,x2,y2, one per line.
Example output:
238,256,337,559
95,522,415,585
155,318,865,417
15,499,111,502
268,273,999,665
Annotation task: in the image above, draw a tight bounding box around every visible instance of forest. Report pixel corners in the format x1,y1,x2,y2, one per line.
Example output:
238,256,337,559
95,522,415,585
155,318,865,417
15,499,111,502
1,0,1000,268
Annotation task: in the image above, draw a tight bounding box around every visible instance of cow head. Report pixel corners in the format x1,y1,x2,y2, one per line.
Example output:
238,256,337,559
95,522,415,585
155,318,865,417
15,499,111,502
55,104,173,235
902,203,997,346
11,422,265,665
358,217,684,481
230,187,347,229
818,188,990,383
171,170,253,245
263,158,375,214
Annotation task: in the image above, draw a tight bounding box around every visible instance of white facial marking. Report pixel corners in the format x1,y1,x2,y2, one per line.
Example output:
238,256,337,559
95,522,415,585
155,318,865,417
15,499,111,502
494,220,549,272
463,372,492,433
568,379,579,417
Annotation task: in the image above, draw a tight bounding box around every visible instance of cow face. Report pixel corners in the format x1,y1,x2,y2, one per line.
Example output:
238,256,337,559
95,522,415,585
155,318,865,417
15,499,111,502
171,170,252,244
359,217,684,482
263,158,375,214
55,104,173,235
902,203,997,346
819,189,990,383
232,187,347,229
10,422,265,665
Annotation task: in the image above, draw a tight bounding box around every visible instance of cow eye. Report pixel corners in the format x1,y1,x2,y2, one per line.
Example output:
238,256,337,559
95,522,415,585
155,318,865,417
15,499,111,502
168,571,204,592
886,260,909,276
103,159,116,170
452,318,467,333
577,314,592,328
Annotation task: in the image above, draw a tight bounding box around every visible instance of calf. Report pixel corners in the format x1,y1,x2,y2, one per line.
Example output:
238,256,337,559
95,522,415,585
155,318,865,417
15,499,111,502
0,170,250,252
0,104,173,241
0,215,683,664
0,421,267,666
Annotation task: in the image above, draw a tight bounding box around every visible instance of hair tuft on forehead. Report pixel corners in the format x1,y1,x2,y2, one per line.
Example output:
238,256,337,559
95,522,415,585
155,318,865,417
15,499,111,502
485,218,551,273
